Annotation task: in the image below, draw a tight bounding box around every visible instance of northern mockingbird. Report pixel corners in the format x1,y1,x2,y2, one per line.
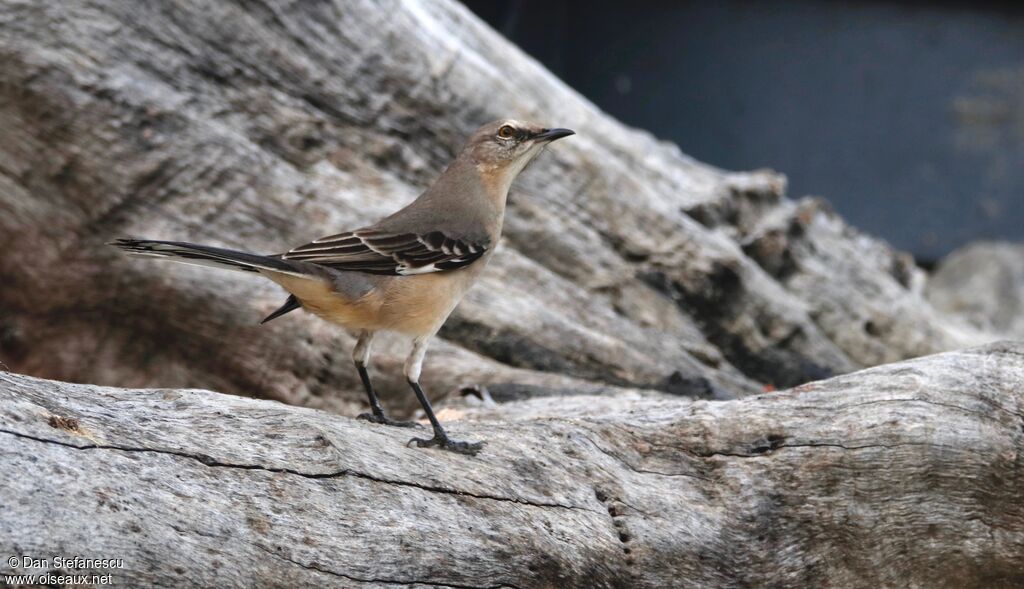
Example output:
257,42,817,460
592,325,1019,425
111,120,574,455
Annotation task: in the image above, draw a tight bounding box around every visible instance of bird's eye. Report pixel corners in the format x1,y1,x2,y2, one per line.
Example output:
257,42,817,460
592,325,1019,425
497,125,515,139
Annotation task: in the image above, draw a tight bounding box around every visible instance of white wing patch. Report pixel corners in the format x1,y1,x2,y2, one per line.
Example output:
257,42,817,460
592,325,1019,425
282,230,488,276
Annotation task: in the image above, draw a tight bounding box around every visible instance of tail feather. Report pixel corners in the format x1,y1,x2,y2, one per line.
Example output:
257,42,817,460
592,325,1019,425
109,239,306,277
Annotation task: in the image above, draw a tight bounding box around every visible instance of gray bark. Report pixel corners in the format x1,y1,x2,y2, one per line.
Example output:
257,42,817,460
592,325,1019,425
2,342,1023,588
0,0,981,415
3,4,1019,586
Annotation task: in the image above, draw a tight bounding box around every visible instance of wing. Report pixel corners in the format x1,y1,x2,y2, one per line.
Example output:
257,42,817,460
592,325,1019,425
281,229,488,276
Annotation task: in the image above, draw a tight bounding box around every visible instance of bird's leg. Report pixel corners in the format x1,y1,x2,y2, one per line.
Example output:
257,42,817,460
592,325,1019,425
353,330,418,428
404,337,484,455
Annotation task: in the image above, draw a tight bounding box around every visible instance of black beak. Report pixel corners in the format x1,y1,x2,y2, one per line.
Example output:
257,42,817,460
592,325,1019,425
533,128,575,142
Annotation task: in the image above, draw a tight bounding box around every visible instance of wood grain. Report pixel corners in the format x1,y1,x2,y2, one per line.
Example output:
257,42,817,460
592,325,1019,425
0,0,981,415
2,342,1022,588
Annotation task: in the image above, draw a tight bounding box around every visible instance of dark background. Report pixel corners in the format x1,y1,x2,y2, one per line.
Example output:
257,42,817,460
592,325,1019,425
465,0,1024,263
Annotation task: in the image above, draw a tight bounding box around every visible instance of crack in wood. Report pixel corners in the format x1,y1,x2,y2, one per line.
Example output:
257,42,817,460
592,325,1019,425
0,427,594,512
254,543,524,589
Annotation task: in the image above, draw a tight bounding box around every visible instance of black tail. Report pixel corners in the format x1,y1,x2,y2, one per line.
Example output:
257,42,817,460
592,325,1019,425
110,239,304,276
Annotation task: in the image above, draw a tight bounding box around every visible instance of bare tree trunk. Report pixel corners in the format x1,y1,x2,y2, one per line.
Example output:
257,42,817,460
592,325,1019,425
0,0,981,416
2,342,1022,588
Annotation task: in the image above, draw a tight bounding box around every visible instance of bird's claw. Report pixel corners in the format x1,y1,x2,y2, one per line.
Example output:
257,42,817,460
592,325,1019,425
407,433,484,455
357,412,420,428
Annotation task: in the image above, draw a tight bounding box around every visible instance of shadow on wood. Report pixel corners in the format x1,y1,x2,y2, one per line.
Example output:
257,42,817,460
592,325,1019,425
0,0,983,414
2,342,1022,588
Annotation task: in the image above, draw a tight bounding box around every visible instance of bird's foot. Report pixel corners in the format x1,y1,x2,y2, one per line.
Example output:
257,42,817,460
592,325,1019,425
407,432,484,456
357,412,420,428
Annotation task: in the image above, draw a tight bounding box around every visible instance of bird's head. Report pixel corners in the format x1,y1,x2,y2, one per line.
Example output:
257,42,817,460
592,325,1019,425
464,119,574,179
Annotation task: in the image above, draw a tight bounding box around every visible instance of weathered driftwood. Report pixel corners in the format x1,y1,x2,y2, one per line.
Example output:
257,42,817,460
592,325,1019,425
927,241,1024,340
0,0,981,415
2,342,1023,588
